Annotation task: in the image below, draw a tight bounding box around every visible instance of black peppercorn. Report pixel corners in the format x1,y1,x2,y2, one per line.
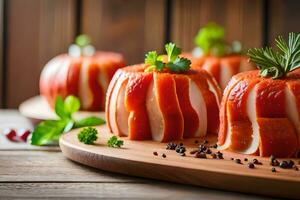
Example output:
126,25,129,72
211,153,217,159
244,158,248,162
235,159,242,164
279,161,289,169
272,167,276,172
253,159,262,165
194,140,199,144
162,153,166,158
288,160,295,168
153,151,158,156
248,162,255,169
195,152,207,159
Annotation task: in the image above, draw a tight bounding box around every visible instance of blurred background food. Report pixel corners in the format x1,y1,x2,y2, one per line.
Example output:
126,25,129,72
0,0,299,109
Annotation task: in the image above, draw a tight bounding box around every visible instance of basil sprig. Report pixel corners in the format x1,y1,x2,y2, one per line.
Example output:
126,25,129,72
31,95,105,146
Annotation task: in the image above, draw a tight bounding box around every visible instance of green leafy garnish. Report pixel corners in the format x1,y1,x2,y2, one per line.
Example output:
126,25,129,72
194,23,225,56
75,34,91,47
78,127,98,145
144,43,191,73
31,95,105,146
247,32,300,79
194,22,242,56
107,136,124,148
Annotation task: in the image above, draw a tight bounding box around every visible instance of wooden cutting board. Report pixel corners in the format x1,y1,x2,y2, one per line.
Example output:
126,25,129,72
60,125,300,199
19,96,105,123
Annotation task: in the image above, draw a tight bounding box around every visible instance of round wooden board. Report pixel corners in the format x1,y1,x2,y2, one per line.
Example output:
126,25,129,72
19,96,105,122
60,125,300,199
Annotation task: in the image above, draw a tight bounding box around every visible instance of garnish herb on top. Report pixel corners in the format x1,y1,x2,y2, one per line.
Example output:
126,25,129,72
144,43,191,73
69,34,95,57
107,136,124,148
78,127,98,145
31,95,105,146
194,22,242,56
247,32,300,79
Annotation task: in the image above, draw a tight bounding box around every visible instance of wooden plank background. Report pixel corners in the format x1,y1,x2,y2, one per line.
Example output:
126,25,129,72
0,0,300,108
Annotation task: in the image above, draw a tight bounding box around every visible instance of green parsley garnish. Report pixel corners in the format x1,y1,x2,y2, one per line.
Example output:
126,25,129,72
78,127,98,145
107,136,124,148
247,32,300,79
144,43,191,73
31,95,105,146
194,22,242,56
75,34,91,47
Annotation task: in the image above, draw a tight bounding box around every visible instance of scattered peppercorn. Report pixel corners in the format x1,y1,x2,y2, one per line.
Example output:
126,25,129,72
244,158,248,162
195,152,207,159
194,140,199,144
211,153,217,159
162,153,166,158
288,160,295,168
212,144,218,149
253,159,262,165
279,161,289,169
205,148,212,154
179,142,183,146
202,140,208,145
166,142,177,150
153,151,158,156
272,167,276,172
271,159,280,166
231,157,234,160
248,162,255,169
216,151,223,159
235,159,242,164
175,145,186,154
270,155,275,162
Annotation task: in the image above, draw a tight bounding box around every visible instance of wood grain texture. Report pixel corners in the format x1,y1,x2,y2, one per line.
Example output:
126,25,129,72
81,0,166,64
60,125,300,199
0,150,139,182
268,0,300,45
170,0,264,51
0,182,273,200
5,0,76,108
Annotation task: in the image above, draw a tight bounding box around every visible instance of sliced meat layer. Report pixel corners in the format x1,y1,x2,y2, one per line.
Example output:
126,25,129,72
107,73,128,136
126,73,153,140
258,118,298,157
146,73,184,142
106,70,122,133
227,79,258,152
174,75,200,138
189,72,219,134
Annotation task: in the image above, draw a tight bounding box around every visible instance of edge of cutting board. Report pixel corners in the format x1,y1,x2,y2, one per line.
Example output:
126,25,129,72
60,125,300,199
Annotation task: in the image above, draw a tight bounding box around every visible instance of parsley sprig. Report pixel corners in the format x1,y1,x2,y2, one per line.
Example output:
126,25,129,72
144,43,191,73
247,32,300,79
107,136,124,148
194,22,242,56
78,127,98,145
31,95,105,146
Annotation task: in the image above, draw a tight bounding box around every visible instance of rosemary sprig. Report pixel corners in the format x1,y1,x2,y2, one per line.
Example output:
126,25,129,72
247,32,300,79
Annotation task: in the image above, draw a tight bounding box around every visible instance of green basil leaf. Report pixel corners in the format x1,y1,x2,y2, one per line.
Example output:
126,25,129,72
31,120,68,146
74,117,105,128
64,95,80,115
55,96,69,119
63,120,75,133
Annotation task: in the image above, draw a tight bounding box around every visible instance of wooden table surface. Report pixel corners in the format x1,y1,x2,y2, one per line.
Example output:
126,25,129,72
0,110,278,200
